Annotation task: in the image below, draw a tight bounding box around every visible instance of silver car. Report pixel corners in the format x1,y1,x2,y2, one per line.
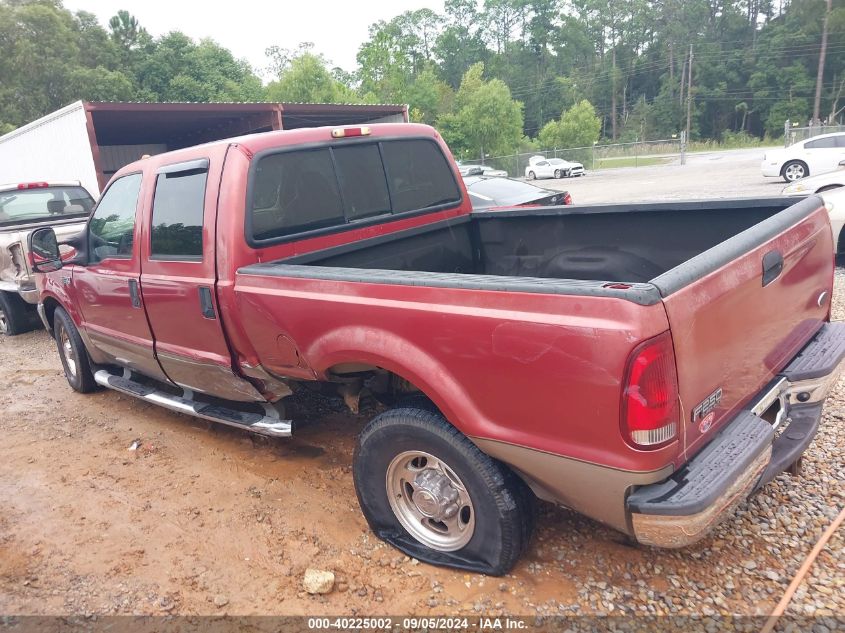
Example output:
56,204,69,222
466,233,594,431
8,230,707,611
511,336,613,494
0,181,94,335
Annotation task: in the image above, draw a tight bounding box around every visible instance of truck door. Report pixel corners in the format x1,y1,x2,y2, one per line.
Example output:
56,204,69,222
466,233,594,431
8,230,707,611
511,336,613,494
72,172,169,382
139,155,262,402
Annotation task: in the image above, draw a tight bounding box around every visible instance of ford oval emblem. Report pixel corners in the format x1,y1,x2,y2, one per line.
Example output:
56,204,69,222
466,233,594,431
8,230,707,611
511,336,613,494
698,411,715,434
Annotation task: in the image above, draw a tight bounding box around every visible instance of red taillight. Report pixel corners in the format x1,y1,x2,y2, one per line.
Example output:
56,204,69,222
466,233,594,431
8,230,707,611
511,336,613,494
563,192,573,205
331,126,371,138
621,332,679,449
17,182,49,189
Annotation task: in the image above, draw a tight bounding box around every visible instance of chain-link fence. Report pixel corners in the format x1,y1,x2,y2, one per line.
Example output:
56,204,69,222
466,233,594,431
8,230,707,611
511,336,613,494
784,122,845,147
483,139,683,178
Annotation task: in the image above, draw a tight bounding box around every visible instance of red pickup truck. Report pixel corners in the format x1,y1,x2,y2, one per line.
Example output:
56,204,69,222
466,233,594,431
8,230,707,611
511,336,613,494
30,123,845,575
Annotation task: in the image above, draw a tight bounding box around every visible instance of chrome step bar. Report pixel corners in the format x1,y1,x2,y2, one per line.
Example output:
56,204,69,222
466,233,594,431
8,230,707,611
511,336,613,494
94,369,292,437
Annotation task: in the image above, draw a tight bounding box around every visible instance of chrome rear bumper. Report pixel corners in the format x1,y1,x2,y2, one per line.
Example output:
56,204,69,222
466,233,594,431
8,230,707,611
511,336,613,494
628,322,845,548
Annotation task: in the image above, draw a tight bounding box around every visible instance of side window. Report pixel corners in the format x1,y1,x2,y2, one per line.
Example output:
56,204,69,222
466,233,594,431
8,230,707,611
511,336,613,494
251,148,344,240
150,167,208,260
835,135,845,148
805,137,837,149
88,173,142,263
381,140,461,213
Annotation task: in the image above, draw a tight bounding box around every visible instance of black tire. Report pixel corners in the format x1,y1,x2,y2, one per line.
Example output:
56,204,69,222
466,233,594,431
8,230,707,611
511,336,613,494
527,171,536,180
554,169,562,179
53,307,97,393
782,160,809,183
353,406,535,575
0,291,34,336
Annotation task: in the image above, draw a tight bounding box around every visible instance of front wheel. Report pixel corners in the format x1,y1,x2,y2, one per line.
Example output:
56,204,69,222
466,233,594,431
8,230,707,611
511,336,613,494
54,307,97,393
527,171,536,180
554,169,562,179
782,160,808,182
0,291,33,336
353,406,535,575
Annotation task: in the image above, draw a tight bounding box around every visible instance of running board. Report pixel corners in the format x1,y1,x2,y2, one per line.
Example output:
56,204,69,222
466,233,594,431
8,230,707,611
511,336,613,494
94,369,292,437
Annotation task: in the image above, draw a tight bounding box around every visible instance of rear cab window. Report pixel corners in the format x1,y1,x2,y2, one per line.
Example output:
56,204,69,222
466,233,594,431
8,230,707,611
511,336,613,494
0,186,94,226
248,138,461,243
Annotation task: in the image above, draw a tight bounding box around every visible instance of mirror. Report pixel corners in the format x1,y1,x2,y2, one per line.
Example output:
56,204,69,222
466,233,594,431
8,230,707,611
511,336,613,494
29,227,62,273
839,159,845,169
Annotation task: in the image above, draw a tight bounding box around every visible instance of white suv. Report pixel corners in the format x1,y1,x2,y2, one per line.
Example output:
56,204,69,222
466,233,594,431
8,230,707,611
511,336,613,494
761,132,845,182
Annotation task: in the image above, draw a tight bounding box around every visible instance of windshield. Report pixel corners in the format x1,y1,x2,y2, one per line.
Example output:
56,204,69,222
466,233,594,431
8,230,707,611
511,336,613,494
0,186,95,226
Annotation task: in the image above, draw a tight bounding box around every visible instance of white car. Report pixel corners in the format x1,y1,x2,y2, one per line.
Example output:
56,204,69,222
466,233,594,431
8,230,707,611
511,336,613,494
820,186,845,253
781,160,845,196
525,156,585,180
457,163,508,177
761,132,845,182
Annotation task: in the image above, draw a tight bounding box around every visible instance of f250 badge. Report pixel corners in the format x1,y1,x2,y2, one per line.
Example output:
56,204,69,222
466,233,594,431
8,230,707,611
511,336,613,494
692,388,722,430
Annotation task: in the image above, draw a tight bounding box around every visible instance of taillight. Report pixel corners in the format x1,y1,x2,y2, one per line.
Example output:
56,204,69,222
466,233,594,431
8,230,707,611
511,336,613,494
563,192,573,205
621,332,679,449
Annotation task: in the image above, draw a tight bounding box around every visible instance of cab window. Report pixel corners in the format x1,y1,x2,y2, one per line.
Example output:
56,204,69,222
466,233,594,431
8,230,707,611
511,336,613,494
150,166,208,260
88,173,142,263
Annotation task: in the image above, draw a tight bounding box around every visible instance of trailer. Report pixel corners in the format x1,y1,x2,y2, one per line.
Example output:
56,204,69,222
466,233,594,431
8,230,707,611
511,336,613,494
0,101,409,194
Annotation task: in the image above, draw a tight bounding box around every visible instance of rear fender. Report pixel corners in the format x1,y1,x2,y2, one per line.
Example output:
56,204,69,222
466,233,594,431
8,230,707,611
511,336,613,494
308,326,485,437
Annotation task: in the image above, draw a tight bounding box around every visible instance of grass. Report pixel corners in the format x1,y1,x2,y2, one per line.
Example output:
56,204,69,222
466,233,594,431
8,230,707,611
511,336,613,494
593,156,672,169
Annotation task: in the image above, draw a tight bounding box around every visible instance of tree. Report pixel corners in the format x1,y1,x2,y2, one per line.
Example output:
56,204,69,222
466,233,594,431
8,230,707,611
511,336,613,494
265,52,355,103
108,10,145,50
537,100,601,149
439,63,523,159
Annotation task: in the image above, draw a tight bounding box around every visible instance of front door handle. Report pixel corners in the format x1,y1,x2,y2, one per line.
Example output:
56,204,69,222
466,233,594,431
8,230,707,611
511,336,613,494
198,286,216,319
762,250,783,287
128,279,141,308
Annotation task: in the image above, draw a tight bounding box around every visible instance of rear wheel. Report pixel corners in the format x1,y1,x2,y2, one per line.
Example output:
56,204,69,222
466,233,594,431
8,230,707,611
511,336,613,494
53,307,96,393
0,291,32,336
782,160,808,182
353,406,535,575
554,169,562,179
527,171,536,180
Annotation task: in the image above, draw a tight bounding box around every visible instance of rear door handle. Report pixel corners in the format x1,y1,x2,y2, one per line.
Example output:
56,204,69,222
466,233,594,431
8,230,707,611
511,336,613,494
128,279,141,308
762,250,783,287
198,286,216,319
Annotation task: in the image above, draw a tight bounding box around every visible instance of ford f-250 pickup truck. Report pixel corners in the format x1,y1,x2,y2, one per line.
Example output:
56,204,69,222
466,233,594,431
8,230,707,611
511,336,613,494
29,123,845,575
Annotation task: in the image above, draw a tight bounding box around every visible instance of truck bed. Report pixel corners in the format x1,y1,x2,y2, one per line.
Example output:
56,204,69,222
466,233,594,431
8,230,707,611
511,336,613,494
255,198,795,288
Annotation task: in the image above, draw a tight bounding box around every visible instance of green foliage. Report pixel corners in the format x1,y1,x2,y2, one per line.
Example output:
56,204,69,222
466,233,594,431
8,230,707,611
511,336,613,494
265,52,355,103
438,63,523,159
537,100,601,149
0,1,262,132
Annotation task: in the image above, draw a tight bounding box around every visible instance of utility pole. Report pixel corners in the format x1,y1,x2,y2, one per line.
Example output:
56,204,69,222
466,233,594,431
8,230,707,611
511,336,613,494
611,47,618,141
685,44,694,145
813,0,833,124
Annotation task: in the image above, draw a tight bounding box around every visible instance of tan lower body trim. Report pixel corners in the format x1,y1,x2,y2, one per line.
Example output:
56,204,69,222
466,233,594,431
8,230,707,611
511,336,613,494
472,438,673,535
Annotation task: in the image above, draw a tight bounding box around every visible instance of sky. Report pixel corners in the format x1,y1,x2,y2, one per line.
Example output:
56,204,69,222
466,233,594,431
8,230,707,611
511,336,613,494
64,0,444,79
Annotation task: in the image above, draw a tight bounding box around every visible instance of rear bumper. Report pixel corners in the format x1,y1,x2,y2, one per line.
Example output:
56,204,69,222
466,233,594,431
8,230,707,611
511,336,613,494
627,321,845,548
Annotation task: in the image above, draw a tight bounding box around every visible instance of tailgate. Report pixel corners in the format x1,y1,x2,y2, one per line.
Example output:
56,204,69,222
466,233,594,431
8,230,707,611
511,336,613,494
652,197,833,458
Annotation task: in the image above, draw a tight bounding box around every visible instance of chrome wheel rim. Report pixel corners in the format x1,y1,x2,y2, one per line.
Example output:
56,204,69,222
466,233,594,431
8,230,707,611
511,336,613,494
784,164,805,181
60,326,77,378
0,306,7,334
386,450,475,552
